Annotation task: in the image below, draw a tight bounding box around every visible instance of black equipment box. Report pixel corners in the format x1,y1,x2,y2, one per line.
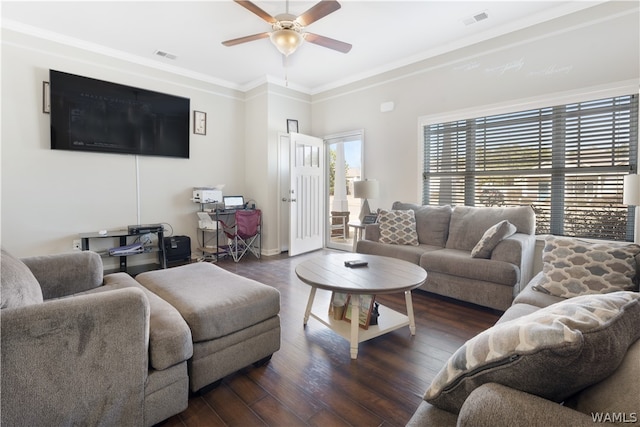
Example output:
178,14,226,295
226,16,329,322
163,235,191,264
129,223,163,234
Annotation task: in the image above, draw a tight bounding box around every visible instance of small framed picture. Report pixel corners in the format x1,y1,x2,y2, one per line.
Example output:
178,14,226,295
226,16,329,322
287,119,298,133
343,294,376,330
194,111,206,135
43,81,50,114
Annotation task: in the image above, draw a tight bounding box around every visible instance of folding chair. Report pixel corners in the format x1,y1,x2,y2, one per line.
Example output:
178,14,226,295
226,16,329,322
220,209,261,262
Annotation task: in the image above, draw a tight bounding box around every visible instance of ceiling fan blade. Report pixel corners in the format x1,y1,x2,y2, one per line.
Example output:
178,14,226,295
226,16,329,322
222,32,270,47
304,33,352,53
233,0,277,24
296,0,341,27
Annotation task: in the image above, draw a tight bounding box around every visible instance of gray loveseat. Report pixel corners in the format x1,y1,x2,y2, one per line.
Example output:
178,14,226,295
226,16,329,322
356,202,536,310
408,236,640,426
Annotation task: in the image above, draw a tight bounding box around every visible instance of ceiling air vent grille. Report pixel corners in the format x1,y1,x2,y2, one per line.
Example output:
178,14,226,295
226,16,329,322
463,11,489,26
154,50,177,60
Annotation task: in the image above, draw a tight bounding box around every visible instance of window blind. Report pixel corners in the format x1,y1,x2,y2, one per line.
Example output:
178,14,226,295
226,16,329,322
423,94,638,241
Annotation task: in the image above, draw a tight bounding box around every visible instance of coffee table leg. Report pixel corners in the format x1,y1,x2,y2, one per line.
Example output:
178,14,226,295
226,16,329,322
350,296,360,359
303,286,317,326
405,290,416,335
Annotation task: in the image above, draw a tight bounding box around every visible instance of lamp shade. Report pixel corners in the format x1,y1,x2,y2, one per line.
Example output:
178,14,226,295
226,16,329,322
354,180,379,199
623,174,640,205
270,29,302,56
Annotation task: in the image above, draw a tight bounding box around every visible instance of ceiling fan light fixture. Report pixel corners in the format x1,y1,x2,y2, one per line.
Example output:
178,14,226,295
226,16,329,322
270,29,302,56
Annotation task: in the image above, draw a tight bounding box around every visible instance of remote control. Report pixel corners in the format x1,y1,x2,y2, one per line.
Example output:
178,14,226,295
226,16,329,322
344,260,368,268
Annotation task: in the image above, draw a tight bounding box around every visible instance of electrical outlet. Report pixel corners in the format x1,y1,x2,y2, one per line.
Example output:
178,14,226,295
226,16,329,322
72,239,82,251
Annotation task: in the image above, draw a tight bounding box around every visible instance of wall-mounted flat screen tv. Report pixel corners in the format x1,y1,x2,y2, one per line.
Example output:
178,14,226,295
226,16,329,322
50,70,190,158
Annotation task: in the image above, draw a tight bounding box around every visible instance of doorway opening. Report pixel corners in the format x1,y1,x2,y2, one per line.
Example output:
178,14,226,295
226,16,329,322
325,130,363,251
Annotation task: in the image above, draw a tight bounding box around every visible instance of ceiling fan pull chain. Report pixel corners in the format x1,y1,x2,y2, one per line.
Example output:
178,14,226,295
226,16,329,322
284,55,289,87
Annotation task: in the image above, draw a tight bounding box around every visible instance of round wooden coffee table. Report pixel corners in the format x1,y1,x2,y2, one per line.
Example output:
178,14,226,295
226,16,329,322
295,253,427,359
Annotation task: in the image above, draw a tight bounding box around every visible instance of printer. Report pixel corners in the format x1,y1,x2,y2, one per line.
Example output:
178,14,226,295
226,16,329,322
193,188,222,204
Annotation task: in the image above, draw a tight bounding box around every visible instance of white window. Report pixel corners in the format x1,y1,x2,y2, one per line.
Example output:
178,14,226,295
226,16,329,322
422,95,639,241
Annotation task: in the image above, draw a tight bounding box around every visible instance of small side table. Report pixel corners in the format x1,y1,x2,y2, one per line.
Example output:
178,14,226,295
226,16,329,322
348,221,365,252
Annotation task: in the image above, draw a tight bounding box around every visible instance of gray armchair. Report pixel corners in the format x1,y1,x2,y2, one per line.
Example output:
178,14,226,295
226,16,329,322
1,249,191,426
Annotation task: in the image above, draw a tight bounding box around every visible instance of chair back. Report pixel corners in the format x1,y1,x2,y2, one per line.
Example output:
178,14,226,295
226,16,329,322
236,210,261,239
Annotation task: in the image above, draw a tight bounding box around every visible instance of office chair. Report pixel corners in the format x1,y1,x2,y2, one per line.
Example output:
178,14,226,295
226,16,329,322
220,209,261,262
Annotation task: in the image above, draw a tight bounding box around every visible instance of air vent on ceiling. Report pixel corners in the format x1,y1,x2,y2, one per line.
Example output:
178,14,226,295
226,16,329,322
154,50,177,60
463,11,489,26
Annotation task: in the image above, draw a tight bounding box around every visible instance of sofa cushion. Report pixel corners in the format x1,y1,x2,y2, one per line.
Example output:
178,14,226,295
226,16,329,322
136,263,280,342
356,240,440,265
471,220,517,259
513,272,565,308
1,249,43,309
446,206,535,251
424,291,640,414
533,236,640,298
391,202,451,247
564,339,640,419
420,249,519,286
378,209,419,246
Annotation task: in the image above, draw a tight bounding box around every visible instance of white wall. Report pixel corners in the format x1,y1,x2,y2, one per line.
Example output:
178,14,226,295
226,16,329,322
2,2,638,265
1,29,246,266
310,2,640,214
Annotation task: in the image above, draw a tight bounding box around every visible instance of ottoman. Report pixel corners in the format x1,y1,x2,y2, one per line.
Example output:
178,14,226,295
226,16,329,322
136,262,281,392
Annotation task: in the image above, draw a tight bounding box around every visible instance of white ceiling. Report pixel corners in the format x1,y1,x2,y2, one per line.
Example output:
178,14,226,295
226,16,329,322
1,1,605,94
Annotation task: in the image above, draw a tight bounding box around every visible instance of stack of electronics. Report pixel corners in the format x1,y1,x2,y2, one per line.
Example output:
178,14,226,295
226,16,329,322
128,224,163,234
109,242,144,256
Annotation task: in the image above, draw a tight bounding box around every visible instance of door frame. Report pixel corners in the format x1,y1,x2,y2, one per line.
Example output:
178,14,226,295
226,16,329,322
324,129,365,251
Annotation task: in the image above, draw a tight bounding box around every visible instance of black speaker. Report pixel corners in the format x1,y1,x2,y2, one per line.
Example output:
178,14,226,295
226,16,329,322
163,235,191,263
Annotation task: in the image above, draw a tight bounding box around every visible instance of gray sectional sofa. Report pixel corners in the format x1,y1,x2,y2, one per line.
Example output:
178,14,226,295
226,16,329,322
356,202,537,311
408,236,640,425
0,248,280,426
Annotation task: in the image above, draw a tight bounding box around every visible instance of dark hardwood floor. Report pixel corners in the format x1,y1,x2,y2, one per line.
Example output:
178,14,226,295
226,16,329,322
159,250,501,426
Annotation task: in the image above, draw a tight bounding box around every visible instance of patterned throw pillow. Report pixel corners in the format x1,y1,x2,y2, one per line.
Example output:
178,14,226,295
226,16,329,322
378,209,419,246
470,220,517,259
424,292,640,414
533,236,640,298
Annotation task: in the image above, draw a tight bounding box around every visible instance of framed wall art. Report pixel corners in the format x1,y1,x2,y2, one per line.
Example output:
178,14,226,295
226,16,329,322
286,119,298,133
194,110,206,135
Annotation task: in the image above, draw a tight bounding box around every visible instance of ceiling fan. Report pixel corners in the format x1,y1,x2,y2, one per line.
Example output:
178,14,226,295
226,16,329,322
222,0,352,57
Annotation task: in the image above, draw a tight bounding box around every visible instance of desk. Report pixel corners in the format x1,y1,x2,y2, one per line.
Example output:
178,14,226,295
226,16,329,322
79,228,166,273
296,253,427,359
198,209,261,261
348,221,365,252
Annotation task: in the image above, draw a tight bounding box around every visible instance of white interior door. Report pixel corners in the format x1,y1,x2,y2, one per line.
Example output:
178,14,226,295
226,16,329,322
279,134,291,253
289,132,324,256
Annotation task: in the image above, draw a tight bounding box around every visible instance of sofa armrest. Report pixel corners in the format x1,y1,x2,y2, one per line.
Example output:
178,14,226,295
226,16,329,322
21,251,104,299
491,233,536,291
1,287,149,426
458,383,597,427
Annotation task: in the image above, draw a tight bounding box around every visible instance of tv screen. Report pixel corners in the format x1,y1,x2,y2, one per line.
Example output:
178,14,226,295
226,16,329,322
50,70,190,158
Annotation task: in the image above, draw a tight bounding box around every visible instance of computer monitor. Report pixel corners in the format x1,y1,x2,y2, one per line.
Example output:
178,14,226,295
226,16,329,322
223,196,245,210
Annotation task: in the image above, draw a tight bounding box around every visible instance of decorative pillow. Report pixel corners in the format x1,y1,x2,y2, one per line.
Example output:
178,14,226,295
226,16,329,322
1,248,44,309
470,220,517,259
424,292,640,414
533,236,640,298
378,209,419,246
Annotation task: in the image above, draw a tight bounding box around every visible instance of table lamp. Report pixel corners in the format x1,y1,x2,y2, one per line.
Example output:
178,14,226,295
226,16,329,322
354,179,379,222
